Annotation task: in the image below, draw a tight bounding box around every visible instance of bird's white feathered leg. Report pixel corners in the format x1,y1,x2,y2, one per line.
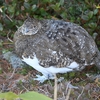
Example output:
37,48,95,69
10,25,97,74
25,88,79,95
34,73,55,83
22,54,55,83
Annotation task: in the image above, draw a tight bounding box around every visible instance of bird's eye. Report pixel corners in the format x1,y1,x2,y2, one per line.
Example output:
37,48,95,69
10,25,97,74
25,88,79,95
33,26,36,28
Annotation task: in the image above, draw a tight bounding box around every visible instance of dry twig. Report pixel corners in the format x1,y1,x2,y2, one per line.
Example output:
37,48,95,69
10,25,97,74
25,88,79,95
77,86,84,100
8,68,16,80
54,74,57,100
7,30,13,43
65,88,71,100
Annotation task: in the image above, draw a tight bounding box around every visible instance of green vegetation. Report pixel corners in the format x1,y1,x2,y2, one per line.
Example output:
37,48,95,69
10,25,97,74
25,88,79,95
0,0,100,48
0,91,52,100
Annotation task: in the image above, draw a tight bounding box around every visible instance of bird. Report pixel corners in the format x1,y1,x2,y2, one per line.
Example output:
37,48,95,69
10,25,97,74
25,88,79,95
14,17,100,100
14,17,100,82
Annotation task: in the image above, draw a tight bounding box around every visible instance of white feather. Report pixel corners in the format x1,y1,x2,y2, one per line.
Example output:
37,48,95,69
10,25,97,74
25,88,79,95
22,54,49,75
22,54,79,75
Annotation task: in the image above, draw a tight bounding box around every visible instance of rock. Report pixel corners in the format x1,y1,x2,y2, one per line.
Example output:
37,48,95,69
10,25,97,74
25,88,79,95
3,51,26,68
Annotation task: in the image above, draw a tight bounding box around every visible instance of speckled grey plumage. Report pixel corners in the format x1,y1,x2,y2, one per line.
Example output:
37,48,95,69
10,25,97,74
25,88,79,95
14,18,100,71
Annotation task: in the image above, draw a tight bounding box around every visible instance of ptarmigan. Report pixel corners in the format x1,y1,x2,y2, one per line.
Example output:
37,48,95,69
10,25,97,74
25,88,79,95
14,17,100,83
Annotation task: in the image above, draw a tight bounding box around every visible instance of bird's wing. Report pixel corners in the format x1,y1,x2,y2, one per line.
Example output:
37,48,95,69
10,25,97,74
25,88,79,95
35,20,97,69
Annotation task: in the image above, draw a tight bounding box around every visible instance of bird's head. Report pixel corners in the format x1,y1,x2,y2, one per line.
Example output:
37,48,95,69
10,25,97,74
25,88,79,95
19,18,42,35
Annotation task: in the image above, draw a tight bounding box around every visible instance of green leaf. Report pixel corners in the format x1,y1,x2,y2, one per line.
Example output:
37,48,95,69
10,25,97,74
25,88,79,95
15,11,20,16
0,92,18,100
8,5,15,13
93,9,98,15
88,22,97,29
38,8,48,17
19,91,52,100
51,3,60,11
60,0,64,6
32,4,37,11
2,49,9,53
24,2,30,9
96,5,100,9
60,12,67,19
0,23,3,31
88,11,93,19
81,15,89,21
